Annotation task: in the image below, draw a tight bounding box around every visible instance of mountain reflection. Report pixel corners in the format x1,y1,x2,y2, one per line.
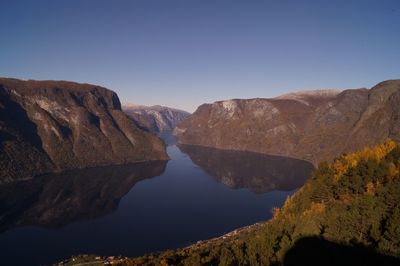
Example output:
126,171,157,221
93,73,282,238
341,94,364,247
0,160,167,232
178,145,314,193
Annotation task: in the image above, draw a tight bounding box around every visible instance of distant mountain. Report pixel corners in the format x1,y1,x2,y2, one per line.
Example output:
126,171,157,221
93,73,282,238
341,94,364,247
275,89,342,104
123,103,190,132
0,78,168,183
175,80,400,165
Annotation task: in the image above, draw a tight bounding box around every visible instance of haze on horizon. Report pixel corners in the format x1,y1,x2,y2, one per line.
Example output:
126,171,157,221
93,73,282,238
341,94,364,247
1,0,399,112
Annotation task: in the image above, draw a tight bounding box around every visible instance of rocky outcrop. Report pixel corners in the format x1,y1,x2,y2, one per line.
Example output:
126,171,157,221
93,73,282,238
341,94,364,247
123,103,190,132
0,160,167,231
178,145,314,193
0,78,168,182
175,80,400,165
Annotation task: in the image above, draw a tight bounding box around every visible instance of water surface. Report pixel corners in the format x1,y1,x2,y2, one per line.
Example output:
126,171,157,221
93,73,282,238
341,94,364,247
0,134,313,265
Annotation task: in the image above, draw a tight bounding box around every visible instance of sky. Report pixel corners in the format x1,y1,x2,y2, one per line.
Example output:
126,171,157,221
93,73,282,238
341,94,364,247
1,0,399,112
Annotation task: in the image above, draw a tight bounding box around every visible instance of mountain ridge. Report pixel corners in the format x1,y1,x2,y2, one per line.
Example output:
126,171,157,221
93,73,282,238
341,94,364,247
0,78,168,183
175,79,400,165
123,103,190,133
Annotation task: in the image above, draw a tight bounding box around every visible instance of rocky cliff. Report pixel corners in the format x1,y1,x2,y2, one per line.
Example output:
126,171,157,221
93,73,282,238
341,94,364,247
175,80,400,165
123,103,190,132
0,78,168,182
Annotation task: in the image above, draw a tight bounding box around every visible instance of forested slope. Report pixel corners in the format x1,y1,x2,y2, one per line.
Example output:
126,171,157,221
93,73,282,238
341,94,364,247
128,140,400,266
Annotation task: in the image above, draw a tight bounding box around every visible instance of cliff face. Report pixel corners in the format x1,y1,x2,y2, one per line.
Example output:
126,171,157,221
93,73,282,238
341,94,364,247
0,78,168,182
123,103,190,132
175,80,400,165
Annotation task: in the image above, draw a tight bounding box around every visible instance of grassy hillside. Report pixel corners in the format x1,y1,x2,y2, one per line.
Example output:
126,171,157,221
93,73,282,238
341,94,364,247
125,140,400,266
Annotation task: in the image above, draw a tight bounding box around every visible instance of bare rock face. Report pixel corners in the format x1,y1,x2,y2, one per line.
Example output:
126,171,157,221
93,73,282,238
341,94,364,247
0,78,168,182
175,80,400,165
123,103,190,132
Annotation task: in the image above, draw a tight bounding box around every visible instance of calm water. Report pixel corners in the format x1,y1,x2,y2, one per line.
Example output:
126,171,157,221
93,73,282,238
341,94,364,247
0,134,313,265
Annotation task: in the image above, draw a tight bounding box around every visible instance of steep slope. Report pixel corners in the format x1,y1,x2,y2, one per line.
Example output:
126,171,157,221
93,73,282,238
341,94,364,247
175,80,400,165
0,78,168,183
128,140,400,266
123,103,190,132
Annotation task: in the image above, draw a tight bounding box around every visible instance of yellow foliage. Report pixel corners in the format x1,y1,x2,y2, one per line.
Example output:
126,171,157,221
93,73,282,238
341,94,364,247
272,207,281,219
332,139,397,181
357,139,396,162
366,181,375,195
302,202,325,217
282,194,294,211
159,258,170,266
387,163,399,181
339,193,353,204
333,160,348,182
282,213,296,223
310,202,325,212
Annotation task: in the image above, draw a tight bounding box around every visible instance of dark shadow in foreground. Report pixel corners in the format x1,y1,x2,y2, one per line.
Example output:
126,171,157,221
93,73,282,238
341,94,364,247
281,237,400,266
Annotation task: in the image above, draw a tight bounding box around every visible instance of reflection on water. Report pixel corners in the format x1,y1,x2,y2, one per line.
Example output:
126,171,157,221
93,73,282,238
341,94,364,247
0,135,315,266
0,161,167,232
178,144,314,193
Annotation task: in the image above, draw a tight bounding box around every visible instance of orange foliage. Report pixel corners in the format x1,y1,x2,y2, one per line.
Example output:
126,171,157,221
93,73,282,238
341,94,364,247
387,163,399,181
282,194,294,211
159,259,170,266
332,139,397,182
339,194,353,204
302,202,325,216
310,202,325,213
366,181,375,195
272,207,281,219
333,160,346,181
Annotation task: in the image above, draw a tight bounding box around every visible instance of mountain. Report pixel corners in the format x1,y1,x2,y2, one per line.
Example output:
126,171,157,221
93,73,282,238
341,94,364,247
123,103,190,132
0,78,168,183
175,80,400,165
127,140,400,266
178,144,313,193
0,160,167,232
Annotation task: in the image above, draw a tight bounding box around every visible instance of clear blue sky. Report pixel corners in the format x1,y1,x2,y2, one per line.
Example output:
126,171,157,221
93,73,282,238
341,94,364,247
1,0,399,112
